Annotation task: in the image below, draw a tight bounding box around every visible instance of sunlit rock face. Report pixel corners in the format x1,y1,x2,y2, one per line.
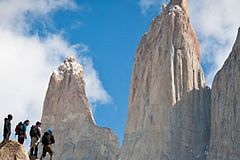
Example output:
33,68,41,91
208,29,240,160
120,0,211,159
0,141,30,160
41,56,119,160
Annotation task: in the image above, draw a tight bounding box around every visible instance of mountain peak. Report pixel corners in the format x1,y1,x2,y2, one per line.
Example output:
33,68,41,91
64,56,76,63
120,0,210,159
168,0,188,15
42,56,119,159
53,56,83,81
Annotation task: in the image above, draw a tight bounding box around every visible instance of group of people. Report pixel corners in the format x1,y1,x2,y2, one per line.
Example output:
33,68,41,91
2,114,55,160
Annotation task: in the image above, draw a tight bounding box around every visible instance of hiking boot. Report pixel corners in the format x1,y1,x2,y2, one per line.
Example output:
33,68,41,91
50,155,55,160
33,154,38,159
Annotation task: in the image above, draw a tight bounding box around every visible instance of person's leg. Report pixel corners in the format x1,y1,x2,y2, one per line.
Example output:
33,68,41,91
7,133,11,141
22,137,25,144
17,135,21,143
18,135,25,144
34,145,38,157
30,137,34,155
3,133,7,141
30,137,39,156
46,145,54,160
3,132,10,141
40,146,47,160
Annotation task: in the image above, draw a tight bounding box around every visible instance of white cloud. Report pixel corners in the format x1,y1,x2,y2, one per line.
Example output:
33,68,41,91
139,0,168,14
80,57,112,106
139,0,161,14
0,0,77,32
189,0,240,85
139,0,240,86
0,30,70,131
0,0,111,142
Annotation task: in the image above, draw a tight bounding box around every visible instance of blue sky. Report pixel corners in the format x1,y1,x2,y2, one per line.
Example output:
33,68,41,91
60,0,155,144
47,0,160,144
0,0,239,147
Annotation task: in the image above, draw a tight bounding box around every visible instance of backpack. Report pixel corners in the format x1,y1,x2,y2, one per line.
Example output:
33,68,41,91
42,132,51,145
15,122,24,135
30,125,40,137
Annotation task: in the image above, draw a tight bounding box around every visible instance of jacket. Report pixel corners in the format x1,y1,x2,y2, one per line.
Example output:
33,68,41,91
3,118,11,133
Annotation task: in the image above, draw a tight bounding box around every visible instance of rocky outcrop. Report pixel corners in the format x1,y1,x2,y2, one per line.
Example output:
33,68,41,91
120,0,211,159
41,56,119,160
0,141,30,160
208,28,240,160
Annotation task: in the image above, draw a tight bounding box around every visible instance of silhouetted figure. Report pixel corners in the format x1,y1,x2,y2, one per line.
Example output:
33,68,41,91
3,114,13,142
30,121,41,158
40,129,55,160
15,120,30,145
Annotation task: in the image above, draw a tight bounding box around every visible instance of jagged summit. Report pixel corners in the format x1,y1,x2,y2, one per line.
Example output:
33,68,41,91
43,56,95,128
64,55,76,63
167,0,188,15
53,56,84,81
145,0,199,61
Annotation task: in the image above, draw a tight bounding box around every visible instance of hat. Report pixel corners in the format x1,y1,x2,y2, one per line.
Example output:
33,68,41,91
36,121,41,125
24,120,30,124
48,128,53,134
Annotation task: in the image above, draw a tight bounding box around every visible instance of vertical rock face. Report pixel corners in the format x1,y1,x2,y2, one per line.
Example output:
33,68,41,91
120,0,211,159
208,29,240,160
41,56,119,160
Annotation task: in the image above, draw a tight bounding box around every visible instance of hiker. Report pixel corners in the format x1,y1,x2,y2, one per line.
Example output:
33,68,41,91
40,129,55,160
3,114,13,142
30,121,41,158
15,120,30,144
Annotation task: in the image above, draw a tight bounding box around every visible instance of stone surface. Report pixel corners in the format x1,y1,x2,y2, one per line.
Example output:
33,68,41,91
120,0,211,159
208,28,240,160
0,140,30,160
41,56,119,160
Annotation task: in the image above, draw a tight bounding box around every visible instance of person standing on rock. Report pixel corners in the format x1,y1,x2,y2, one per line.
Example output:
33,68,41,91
2,114,13,142
15,120,30,145
30,121,41,158
40,128,55,160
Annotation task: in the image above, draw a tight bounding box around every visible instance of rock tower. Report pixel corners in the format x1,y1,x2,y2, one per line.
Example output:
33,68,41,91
120,0,211,159
41,56,119,160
